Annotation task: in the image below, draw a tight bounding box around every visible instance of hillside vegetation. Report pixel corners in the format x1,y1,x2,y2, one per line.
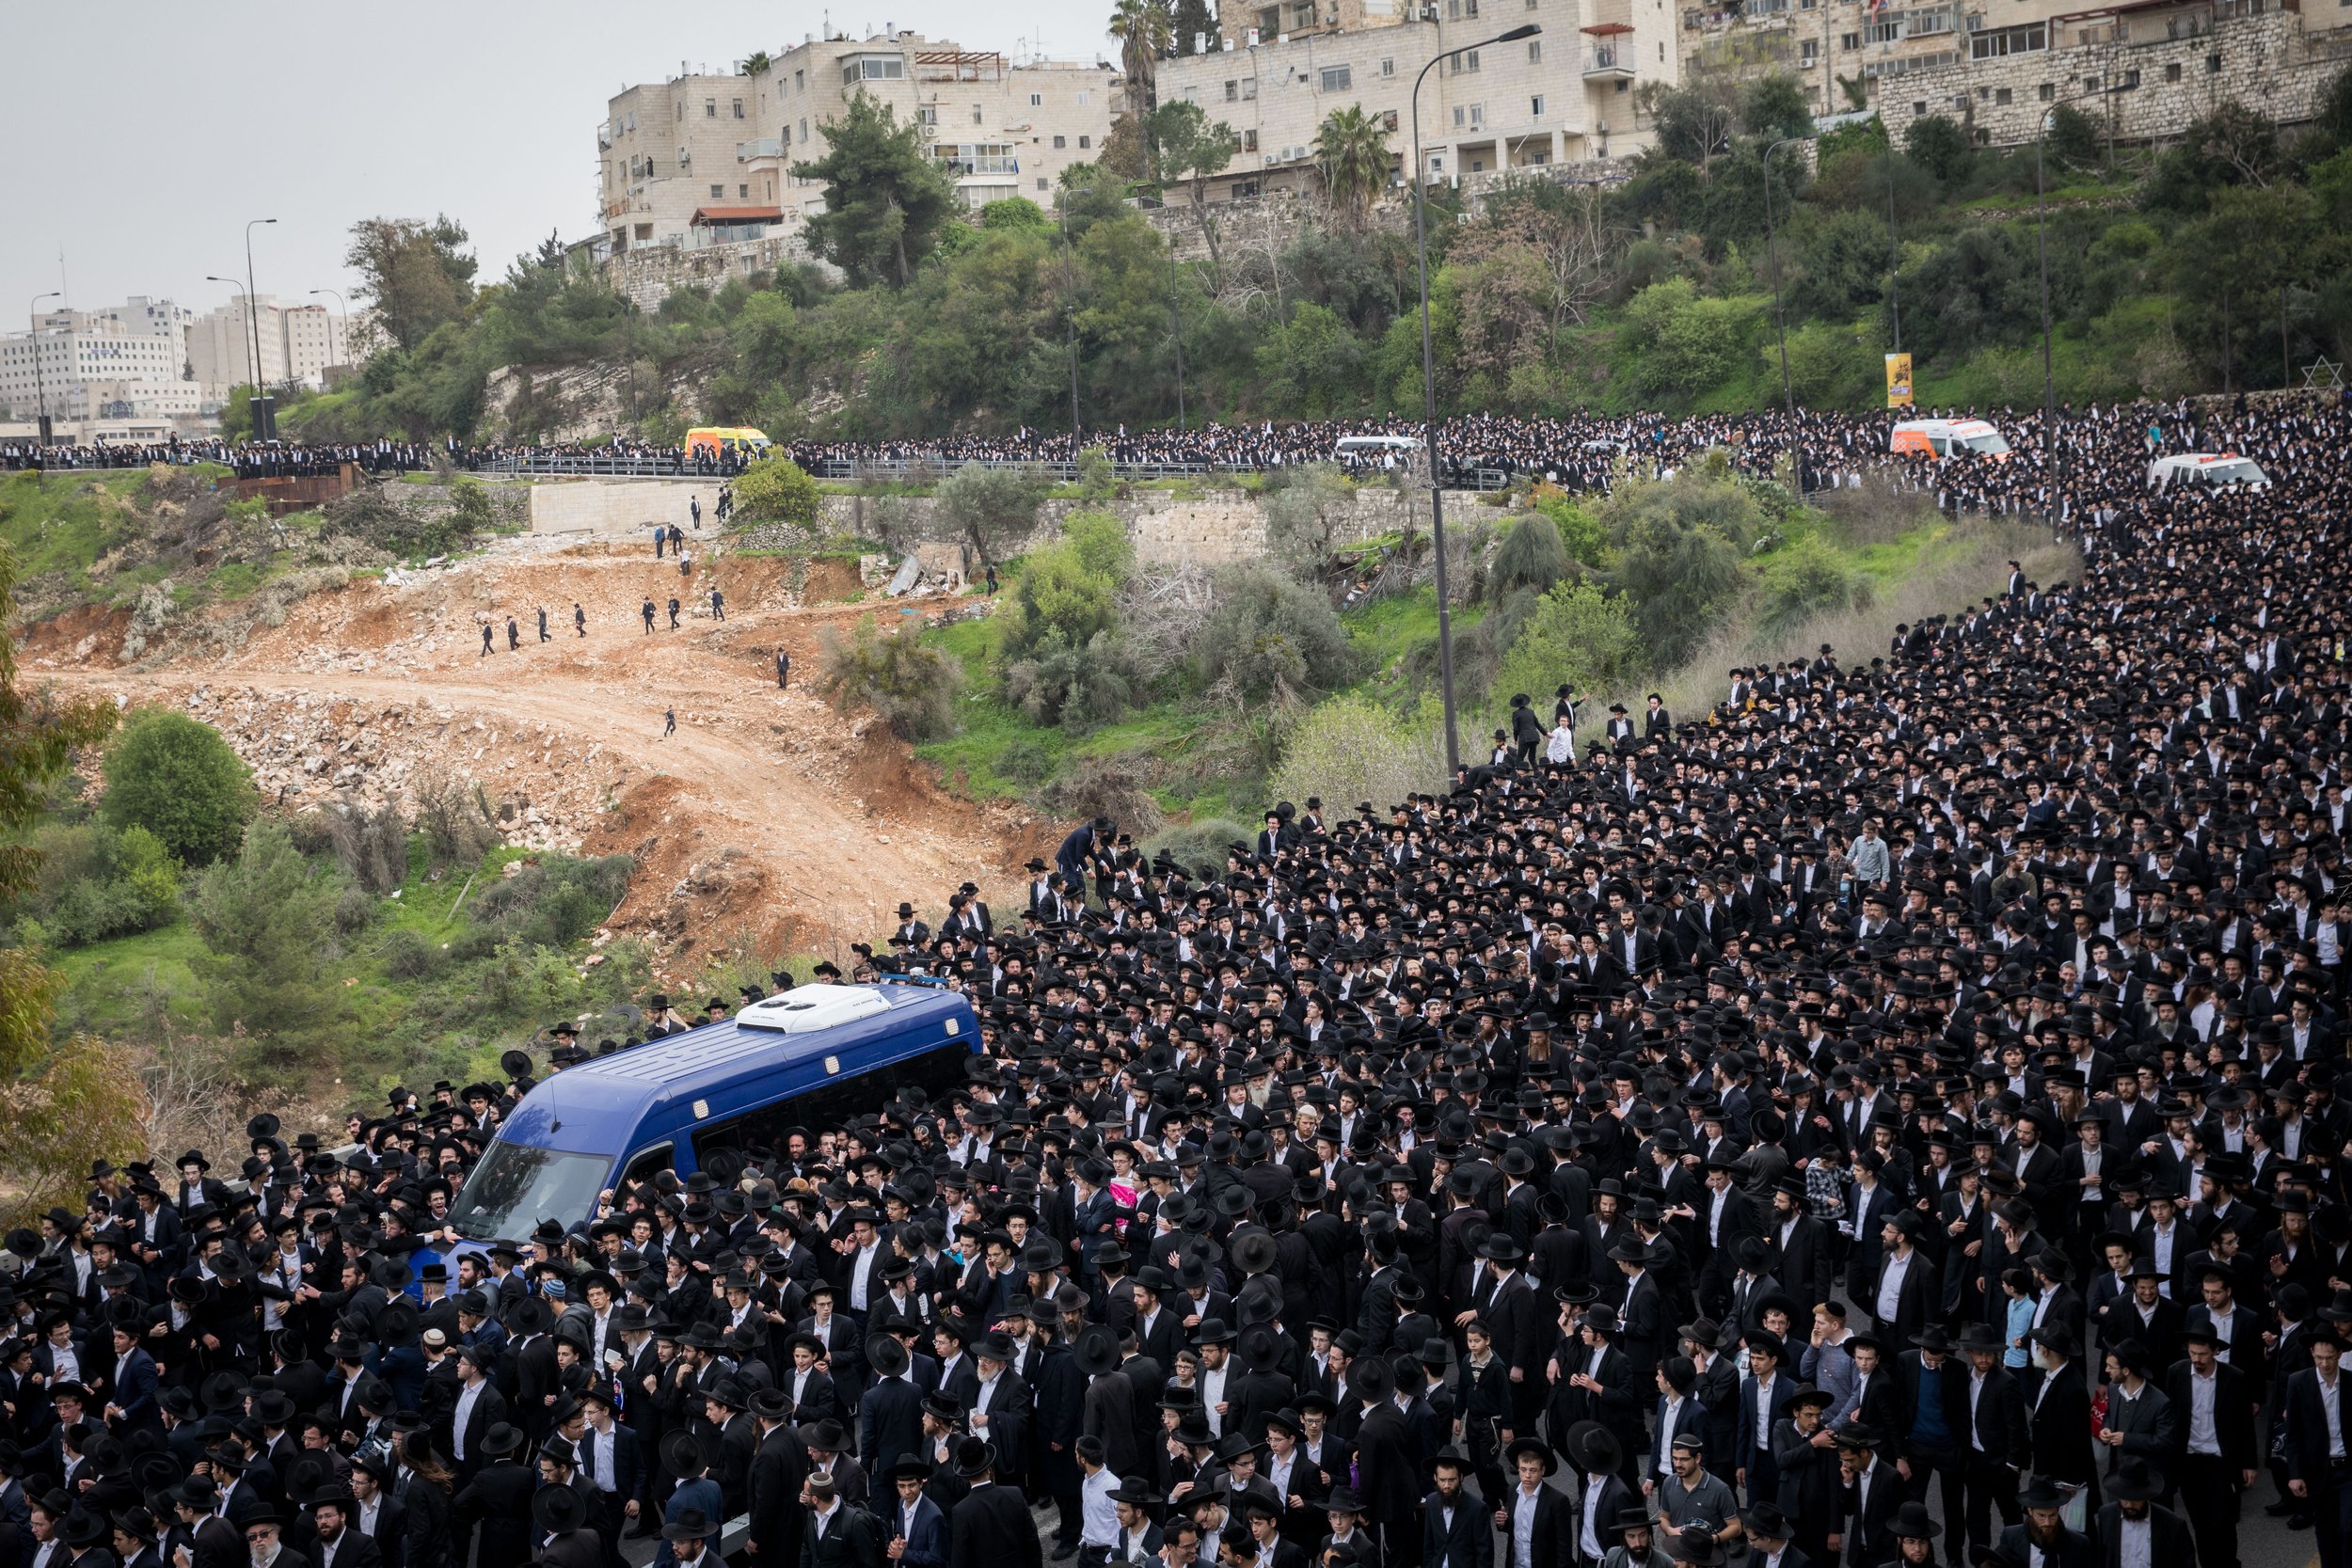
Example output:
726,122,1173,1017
249,71,2352,447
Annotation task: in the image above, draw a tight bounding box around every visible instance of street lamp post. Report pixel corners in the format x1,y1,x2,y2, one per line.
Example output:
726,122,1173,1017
1885,156,1901,354
1762,136,1803,419
309,288,349,374
246,217,278,439
1412,20,1538,779
207,277,260,426
1058,189,1094,460
1168,244,1187,432
2034,116,2058,484
27,291,60,451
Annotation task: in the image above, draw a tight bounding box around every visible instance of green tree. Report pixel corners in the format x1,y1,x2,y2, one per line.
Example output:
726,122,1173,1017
1491,580,1641,711
1640,80,1741,180
816,617,962,739
1170,0,1217,57
1488,513,1572,602
1314,105,1392,231
730,454,824,526
1261,463,1360,574
187,818,350,1048
2046,103,2103,172
98,708,255,866
345,215,479,353
1254,305,1371,419
937,461,1052,569
1617,277,1764,405
1110,0,1175,119
1903,116,1975,186
1597,458,1758,666
1147,101,1237,282
1198,564,1359,705
794,93,961,287
1740,73,1815,143
1756,534,1868,634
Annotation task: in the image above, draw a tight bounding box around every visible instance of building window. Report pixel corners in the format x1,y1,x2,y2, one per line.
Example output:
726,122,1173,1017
1532,93,1546,115
2039,81,2054,98
1866,17,1902,42
1994,86,2012,102
1243,76,1258,97
711,183,725,198
1055,134,1068,147
1077,90,1090,104
1454,104,1466,125
1841,30,1860,46
1528,39,1541,58
2165,60,2182,79
1801,37,1819,59
1381,56,1396,74
1031,91,1043,104
1321,64,1353,88
795,70,805,90
1245,127,1260,149
1226,78,1240,98
706,99,717,117
739,182,750,197
973,104,984,121
732,98,744,118
1969,21,2044,55
1040,177,1051,188
1079,134,1091,147
2207,51,2222,70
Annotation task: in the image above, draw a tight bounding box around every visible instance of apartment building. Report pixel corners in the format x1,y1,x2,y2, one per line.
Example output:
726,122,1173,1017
598,36,1122,253
0,297,202,425
185,296,342,404
1155,0,1675,202
1680,0,2349,144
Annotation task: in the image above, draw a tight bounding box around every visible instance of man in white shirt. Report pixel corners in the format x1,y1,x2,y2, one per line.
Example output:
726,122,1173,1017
1077,1437,1123,1555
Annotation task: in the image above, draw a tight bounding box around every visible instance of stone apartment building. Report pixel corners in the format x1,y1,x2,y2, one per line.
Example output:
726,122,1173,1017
598,36,1122,257
0,296,203,426
1155,0,1677,200
185,295,342,405
1678,0,2350,146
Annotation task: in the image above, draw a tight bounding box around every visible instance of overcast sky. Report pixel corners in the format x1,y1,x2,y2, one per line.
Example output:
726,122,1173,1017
2,0,1112,325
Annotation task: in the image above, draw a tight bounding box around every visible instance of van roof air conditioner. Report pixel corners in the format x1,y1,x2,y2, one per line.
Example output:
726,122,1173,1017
735,984,898,1034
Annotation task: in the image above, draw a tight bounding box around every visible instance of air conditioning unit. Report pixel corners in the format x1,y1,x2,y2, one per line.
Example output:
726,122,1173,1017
1264,152,1279,166
921,122,938,137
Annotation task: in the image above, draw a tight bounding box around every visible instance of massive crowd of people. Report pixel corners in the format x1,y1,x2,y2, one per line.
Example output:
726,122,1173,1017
5,397,2311,492
8,392,2352,1568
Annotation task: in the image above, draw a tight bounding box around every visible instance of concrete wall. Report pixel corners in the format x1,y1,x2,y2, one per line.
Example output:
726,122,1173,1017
527,478,728,535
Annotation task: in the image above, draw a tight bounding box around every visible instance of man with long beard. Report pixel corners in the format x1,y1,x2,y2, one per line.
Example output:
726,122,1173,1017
1994,1474,2092,1568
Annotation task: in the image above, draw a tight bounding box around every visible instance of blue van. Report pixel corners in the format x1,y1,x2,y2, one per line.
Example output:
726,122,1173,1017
442,982,980,1251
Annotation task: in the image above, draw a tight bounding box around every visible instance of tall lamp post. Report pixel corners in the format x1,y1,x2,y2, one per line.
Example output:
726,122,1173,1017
309,288,349,375
246,217,278,439
207,277,261,426
1058,188,1095,461
1412,20,1539,778
27,291,60,451
2033,113,2058,483
1762,136,1804,419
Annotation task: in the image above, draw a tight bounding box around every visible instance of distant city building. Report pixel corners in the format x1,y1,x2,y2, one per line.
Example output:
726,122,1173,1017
1156,0,1674,202
185,295,342,405
598,36,1121,256
0,297,203,428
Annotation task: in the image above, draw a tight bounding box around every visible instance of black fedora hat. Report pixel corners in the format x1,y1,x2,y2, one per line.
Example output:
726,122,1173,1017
950,1435,998,1479
533,1483,588,1535
662,1507,719,1544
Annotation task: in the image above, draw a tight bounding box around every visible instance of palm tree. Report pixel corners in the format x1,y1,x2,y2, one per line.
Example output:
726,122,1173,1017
1109,0,1173,120
1314,105,1391,231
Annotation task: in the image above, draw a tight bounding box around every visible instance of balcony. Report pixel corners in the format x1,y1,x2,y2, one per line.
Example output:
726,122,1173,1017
738,135,784,161
1582,42,1638,75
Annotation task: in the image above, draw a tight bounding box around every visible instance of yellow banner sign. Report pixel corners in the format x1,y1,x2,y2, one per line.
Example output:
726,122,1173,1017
1885,353,1915,408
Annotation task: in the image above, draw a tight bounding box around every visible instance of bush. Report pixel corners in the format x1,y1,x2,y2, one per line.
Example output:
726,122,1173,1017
1491,581,1642,719
1,821,181,948
731,454,823,527
937,462,1052,566
1534,492,1608,566
1487,513,1571,602
1197,564,1359,705
380,927,441,979
188,818,352,1048
1269,693,1447,809
1143,816,1253,878
320,796,408,895
1004,628,1144,730
818,616,962,740
413,770,502,871
1755,535,1870,637
99,709,255,866
996,738,1059,787
470,853,635,947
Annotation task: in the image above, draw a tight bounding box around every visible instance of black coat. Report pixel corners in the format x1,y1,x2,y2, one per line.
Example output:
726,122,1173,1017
2090,1501,2197,1568
948,1483,1044,1568
452,1458,534,1566
2159,1360,2258,1473
1496,1481,1576,1568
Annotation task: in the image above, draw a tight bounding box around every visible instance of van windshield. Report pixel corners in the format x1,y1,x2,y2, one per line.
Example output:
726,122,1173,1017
1957,431,2010,455
2201,459,2265,484
447,1142,610,1241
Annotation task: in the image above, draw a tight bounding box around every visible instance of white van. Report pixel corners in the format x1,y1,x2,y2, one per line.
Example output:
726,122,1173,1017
2148,452,2270,491
1890,419,2011,459
1333,434,1424,467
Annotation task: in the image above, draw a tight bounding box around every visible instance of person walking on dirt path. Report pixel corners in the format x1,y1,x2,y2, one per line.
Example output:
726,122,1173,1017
661,706,676,739
573,602,586,637
506,616,520,651
985,563,999,594
691,495,702,530
654,523,665,560
667,595,681,629
536,607,550,642
678,549,692,578
481,621,495,657
709,587,724,623
668,524,684,554
776,648,789,690
642,597,657,634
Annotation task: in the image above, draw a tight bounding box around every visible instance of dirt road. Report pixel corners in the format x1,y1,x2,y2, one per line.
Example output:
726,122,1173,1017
31,534,1031,968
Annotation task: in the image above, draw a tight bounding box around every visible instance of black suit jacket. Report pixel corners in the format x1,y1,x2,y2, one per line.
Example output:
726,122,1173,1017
1422,1489,1494,1568
2281,1365,2348,1485
948,1483,1045,1568
1995,1523,2092,1568
315,1526,386,1568
2090,1500,2196,1568
2159,1359,2258,1473
1497,1482,1575,1568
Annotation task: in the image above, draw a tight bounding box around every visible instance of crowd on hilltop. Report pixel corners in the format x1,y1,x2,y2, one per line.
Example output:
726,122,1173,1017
10,394,2352,1568
2,395,2329,493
